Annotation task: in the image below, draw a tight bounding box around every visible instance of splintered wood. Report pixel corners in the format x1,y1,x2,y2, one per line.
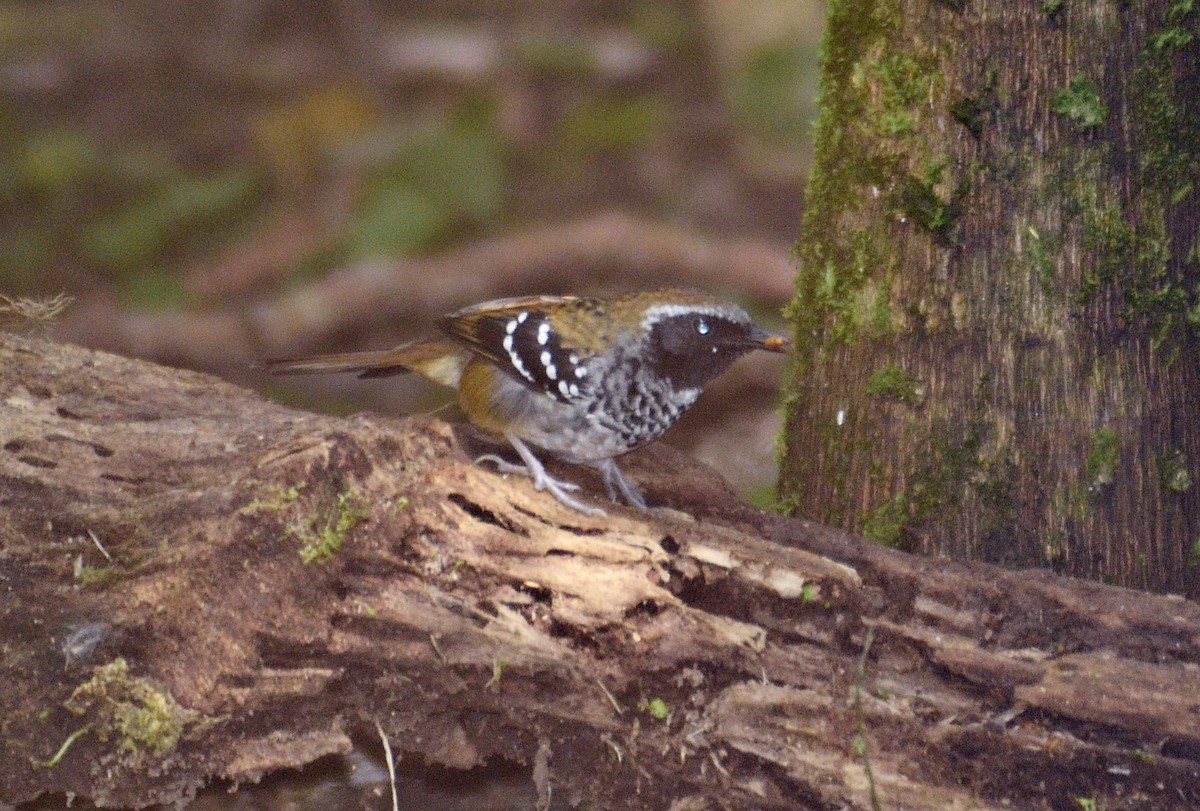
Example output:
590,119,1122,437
2,332,1199,809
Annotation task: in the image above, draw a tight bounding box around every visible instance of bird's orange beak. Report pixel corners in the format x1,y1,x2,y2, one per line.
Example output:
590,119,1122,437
750,326,790,353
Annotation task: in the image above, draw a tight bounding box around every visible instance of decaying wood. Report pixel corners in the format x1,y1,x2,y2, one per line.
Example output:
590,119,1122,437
2,332,1199,810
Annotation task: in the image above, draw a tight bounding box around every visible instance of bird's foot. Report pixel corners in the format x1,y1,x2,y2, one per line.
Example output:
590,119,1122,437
475,454,581,491
595,458,649,510
482,440,606,517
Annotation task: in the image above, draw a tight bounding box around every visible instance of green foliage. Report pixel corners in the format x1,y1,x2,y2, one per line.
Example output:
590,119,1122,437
80,169,260,272
0,127,235,291
17,128,100,192
628,3,692,52
116,273,192,312
1051,77,1108,129
558,94,671,157
350,182,445,258
0,226,54,289
728,42,819,145
516,38,594,77
350,103,507,258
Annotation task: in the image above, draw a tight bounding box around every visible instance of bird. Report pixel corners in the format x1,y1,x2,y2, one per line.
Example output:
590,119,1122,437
264,289,788,516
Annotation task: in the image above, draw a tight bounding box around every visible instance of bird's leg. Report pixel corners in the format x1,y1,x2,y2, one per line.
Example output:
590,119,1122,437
480,435,606,517
595,457,648,510
473,454,579,491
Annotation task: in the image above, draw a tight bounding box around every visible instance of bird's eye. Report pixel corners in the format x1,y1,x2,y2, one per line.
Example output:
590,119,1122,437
695,318,711,336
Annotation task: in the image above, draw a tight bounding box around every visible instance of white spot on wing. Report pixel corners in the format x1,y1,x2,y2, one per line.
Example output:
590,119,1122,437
505,318,518,335
517,311,529,324
537,322,550,345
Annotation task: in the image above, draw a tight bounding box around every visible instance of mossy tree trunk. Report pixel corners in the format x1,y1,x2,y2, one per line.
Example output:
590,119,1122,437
780,0,1200,594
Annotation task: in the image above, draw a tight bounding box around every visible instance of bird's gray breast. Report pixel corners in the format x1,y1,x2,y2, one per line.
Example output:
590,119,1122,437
587,353,699,451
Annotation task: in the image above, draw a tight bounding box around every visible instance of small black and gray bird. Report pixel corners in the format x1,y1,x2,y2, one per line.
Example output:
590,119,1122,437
265,289,788,516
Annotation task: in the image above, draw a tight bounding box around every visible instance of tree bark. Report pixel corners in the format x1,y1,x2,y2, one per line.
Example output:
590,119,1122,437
779,0,1200,594
3,332,1200,809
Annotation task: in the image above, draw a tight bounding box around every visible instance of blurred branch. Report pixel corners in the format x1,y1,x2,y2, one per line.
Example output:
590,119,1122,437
53,212,795,374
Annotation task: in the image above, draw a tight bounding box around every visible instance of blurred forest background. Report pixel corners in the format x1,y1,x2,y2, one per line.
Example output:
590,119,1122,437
0,0,824,504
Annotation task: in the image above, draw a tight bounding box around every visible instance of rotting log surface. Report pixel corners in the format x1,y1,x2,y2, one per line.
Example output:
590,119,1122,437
2,332,1199,810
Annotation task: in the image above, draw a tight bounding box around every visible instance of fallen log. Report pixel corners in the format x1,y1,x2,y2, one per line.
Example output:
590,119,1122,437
1,331,1198,809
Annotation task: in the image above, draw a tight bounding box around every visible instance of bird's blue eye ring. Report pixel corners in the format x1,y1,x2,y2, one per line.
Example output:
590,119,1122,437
695,318,710,336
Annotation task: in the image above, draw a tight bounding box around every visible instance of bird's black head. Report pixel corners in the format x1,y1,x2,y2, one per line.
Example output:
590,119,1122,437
644,304,787,391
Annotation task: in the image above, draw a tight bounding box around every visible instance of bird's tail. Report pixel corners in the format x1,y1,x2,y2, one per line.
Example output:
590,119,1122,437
263,340,469,388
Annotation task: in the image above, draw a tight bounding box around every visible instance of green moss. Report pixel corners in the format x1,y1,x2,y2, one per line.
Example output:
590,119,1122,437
1085,428,1120,487
1042,0,1065,19
65,658,209,758
746,483,778,510
76,565,122,589
1024,225,1057,297
1150,26,1194,49
292,489,370,564
1051,77,1109,130
1158,449,1193,493
890,159,964,243
238,481,306,516
1071,172,1181,352
859,419,989,550
646,697,669,720
949,96,986,138
788,0,904,354
866,364,921,403
860,50,940,138
41,725,90,769
1043,529,1067,564
862,492,906,547
1151,2,1195,49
